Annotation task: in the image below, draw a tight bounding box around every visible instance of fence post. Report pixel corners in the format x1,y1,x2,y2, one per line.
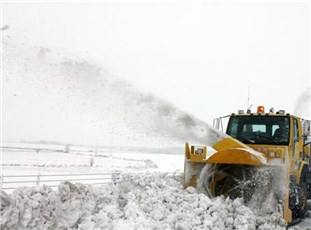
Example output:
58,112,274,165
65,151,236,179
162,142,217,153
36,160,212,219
37,173,41,186
0,174,3,190
111,171,118,184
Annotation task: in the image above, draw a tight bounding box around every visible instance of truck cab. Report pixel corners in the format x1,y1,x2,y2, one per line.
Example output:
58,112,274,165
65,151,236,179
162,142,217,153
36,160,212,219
225,107,310,166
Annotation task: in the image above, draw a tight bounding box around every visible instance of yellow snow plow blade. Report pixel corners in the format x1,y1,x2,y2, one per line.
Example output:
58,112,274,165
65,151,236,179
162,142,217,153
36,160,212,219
183,137,267,188
206,149,264,165
207,137,267,166
183,137,292,224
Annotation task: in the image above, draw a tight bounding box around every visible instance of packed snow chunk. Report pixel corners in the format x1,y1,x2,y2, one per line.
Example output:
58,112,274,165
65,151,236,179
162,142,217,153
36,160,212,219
0,186,57,230
57,181,97,228
0,172,288,229
232,198,256,230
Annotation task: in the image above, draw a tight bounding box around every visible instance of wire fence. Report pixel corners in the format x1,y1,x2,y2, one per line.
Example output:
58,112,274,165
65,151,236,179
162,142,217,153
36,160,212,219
0,171,121,192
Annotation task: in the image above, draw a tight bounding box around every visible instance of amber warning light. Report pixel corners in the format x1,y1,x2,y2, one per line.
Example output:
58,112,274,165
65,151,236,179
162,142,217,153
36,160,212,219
257,106,265,113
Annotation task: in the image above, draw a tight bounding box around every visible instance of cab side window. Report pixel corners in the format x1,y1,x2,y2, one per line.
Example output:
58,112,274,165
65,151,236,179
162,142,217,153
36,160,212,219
293,118,299,141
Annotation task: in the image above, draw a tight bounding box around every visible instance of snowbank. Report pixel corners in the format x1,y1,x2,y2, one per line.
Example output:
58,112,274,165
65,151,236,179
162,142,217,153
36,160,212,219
1,173,286,230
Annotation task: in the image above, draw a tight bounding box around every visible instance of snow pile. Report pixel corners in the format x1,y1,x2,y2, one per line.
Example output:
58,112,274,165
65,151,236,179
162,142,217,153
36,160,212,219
0,186,58,229
1,173,286,230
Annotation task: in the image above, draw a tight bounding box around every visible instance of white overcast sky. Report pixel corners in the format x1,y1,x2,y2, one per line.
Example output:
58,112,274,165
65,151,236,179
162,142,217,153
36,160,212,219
1,1,311,143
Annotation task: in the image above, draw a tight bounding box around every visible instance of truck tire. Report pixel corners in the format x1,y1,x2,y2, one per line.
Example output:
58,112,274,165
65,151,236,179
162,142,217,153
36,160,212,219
298,181,308,218
289,167,308,218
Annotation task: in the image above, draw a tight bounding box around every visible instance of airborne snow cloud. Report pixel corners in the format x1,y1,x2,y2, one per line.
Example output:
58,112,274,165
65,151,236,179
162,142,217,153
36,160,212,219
3,37,224,148
294,87,311,120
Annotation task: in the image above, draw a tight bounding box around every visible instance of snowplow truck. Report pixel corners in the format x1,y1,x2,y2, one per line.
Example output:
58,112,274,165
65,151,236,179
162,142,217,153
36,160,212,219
184,106,311,224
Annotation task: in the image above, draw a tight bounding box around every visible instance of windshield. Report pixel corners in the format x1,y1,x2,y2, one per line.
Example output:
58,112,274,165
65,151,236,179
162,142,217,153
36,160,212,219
226,115,290,145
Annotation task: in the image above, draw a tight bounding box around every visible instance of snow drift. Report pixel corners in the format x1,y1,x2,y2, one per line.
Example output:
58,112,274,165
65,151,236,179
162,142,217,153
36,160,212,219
0,173,286,230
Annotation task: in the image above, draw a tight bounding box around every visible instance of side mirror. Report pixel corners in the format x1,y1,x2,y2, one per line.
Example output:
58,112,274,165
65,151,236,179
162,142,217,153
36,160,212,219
304,135,311,146
304,121,311,136
302,121,311,146
213,118,223,131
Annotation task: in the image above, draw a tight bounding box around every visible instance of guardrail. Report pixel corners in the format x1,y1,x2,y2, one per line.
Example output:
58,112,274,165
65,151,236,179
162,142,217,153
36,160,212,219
0,171,121,192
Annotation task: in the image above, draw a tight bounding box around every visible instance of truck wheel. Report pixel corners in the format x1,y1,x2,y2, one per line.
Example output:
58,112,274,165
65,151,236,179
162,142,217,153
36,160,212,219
297,167,308,218
297,182,308,218
290,167,308,218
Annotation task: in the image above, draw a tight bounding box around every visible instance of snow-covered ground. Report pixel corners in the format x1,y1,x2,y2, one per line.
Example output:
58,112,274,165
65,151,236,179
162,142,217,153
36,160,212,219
1,142,310,229
1,144,182,175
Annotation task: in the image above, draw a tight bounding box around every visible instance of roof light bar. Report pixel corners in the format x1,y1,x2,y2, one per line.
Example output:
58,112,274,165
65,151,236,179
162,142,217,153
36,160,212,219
257,106,265,114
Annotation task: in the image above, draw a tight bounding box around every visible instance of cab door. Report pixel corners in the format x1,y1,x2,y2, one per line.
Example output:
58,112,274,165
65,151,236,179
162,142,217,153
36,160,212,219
292,118,303,158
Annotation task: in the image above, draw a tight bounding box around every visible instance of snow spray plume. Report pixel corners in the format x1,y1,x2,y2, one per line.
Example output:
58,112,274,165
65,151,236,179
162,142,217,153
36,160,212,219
3,37,224,147
294,87,311,119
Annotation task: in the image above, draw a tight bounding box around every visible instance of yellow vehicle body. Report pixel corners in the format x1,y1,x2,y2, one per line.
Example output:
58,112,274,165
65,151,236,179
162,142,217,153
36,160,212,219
184,109,311,224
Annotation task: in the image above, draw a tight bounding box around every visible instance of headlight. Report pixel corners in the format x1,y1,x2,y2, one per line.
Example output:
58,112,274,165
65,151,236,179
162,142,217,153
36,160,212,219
195,148,204,154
